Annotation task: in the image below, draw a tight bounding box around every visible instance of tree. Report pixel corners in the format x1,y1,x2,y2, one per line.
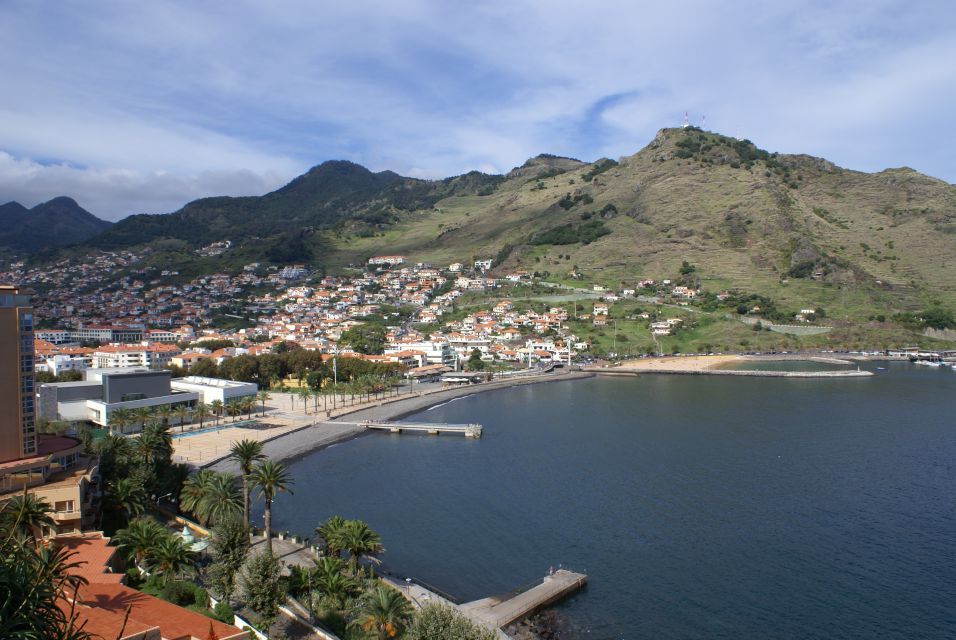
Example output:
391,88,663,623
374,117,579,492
113,517,167,573
679,260,697,276
228,439,265,525
194,403,211,429
316,515,348,558
251,460,293,557
200,473,242,526
240,395,256,421
208,515,250,604
210,399,224,423
241,551,284,629
180,470,216,522
1,493,54,539
296,386,311,415
156,404,174,427
256,390,271,416
226,401,242,423
173,404,191,432
109,477,148,525
467,348,485,371
350,586,413,639
0,514,94,640
152,535,196,583
405,603,499,640
339,324,387,355
108,407,133,435
311,557,359,613
339,519,383,576
139,423,173,466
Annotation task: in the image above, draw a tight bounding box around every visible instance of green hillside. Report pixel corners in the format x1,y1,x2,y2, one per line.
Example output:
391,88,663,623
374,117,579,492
47,128,956,324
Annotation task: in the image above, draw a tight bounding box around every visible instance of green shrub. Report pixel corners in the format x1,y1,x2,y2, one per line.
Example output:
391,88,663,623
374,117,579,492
529,220,611,246
186,603,219,620
213,601,236,624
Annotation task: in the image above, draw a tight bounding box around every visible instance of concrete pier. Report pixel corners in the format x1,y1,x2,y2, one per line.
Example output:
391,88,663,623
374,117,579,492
459,570,588,628
358,420,483,438
385,570,587,636
594,368,873,378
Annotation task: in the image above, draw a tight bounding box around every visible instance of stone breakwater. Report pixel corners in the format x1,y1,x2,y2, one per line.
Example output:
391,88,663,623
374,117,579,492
592,368,873,378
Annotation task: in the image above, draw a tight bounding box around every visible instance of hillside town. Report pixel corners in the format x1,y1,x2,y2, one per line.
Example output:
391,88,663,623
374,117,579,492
1,248,720,386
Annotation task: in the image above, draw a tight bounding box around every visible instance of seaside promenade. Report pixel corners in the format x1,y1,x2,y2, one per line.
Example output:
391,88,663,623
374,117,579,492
197,369,591,472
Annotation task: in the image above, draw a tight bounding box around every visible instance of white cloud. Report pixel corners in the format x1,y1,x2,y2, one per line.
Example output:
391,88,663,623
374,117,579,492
0,152,289,220
0,0,953,221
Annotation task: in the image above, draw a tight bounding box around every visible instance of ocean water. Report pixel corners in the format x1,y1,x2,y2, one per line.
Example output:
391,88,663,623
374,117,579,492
256,361,956,639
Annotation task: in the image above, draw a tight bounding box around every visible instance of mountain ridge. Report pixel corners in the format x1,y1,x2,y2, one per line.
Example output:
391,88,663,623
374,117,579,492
0,196,112,252
11,128,956,318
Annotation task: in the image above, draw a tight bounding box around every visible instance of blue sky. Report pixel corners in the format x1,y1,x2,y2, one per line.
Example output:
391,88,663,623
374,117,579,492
1,0,954,220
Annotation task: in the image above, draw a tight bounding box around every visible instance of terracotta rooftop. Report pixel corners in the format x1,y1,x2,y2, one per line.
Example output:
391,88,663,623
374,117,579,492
57,532,123,584
60,599,159,640
78,583,247,640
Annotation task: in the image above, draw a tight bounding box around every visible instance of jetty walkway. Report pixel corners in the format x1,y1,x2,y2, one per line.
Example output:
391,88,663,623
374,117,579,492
459,570,588,628
384,569,586,636
351,420,483,437
594,368,873,378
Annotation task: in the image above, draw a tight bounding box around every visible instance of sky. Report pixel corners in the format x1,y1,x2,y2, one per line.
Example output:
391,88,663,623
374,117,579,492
1,0,954,220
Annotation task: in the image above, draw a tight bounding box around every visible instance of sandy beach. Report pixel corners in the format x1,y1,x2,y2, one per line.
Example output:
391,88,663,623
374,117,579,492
603,354,744,372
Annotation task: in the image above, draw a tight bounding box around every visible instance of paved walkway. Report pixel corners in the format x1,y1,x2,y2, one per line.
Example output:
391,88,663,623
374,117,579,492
459,570,587,628
204,371,589,472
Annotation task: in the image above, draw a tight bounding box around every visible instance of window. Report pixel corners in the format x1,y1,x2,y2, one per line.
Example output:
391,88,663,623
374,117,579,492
20,313,33,332
121,393,146,402
54,500,75,513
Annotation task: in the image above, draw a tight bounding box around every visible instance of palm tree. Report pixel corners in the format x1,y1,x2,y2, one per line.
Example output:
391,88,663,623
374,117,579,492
155,404,174,427
152,536,196,583
200,473,242,526
133,407,153,432
193,403,211,429
251,460,293,556
226,401,242,423
228,439,265,524
137,423,172,465
179,470,216,521
113,517,166,573
350,586,413,639
108,407,133,435
316,515,348,559
210,399,224,424
2,493,54,539
257,390,271,416
340,519,384,576
109,477,148,525
240,396,256,421
310,556,359,613
296,386,311,415
0,531,93,640
173,404,191,432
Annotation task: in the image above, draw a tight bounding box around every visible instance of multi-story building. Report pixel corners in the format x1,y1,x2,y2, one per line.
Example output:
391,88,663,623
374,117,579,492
1,285,36,457
1,285,98,535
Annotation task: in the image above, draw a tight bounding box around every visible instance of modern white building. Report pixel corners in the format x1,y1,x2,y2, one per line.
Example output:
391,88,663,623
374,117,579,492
37,368,197,431
170,376,258,405
385,341,456,366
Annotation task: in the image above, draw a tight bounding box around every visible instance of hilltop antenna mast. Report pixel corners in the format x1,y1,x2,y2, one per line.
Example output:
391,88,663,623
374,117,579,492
682,112,690,129
701,115,707,129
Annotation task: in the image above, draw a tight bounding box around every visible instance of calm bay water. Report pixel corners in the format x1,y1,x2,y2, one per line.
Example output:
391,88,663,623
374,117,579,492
258,362,956,639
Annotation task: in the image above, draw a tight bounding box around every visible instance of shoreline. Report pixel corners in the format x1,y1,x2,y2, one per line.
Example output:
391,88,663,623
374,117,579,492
207,370,592,472
586,354,877,378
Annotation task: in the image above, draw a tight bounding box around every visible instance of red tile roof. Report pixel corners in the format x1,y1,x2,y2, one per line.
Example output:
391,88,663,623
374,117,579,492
57,533,124,584
78,583,247,640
